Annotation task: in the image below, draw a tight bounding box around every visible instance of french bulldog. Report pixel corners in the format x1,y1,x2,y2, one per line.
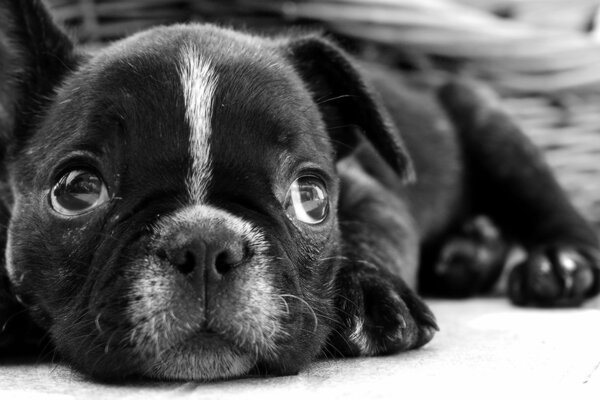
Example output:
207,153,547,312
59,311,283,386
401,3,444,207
1,0,599,381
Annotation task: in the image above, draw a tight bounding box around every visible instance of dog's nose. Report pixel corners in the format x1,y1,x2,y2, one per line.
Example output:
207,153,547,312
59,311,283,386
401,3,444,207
159,230,247,278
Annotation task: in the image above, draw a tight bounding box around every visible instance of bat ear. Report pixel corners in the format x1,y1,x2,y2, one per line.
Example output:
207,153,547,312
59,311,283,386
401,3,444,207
283,35,414,182
0,0,77,150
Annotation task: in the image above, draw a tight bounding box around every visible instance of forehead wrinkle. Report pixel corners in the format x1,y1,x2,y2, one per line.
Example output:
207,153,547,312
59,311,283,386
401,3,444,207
178,44,218,204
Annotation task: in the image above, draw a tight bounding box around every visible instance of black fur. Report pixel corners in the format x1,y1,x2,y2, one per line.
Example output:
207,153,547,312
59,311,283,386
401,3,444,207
0,0,599,381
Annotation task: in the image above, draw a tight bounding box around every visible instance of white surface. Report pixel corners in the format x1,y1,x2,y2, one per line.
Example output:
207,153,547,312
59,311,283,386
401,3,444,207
2,298,600,399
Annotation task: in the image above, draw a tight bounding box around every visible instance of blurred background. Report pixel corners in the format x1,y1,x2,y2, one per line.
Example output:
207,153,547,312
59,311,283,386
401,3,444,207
43,0,600,230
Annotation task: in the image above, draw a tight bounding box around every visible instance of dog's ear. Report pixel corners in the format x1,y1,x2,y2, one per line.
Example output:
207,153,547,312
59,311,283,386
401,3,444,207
0,0,77,150
283,35,414,181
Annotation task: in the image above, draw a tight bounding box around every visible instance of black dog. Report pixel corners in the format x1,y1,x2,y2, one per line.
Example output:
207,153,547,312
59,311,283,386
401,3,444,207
0,0,598,381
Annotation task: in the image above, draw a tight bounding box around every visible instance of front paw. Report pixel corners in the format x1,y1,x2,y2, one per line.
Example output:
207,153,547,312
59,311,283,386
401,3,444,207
328,264,438,357
508,246,600,307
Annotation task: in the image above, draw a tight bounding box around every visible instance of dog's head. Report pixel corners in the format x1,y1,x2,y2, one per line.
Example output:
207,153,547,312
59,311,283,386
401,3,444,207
0,0,412,380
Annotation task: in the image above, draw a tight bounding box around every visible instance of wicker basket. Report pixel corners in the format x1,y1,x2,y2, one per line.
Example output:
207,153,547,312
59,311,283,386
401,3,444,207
44,0,600,229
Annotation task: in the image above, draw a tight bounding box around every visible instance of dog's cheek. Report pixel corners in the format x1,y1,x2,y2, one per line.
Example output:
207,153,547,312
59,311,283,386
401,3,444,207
47,234,158,379
5,197,109,331
6,226,75,328
257,227,341,374
302,239,340,341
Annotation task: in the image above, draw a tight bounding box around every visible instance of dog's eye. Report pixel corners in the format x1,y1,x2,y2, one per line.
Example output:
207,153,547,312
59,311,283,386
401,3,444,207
285,176,329,224
50,170,109,216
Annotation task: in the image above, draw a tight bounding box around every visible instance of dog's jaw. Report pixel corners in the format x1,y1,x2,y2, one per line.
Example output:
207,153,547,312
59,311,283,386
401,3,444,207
147,338,255,381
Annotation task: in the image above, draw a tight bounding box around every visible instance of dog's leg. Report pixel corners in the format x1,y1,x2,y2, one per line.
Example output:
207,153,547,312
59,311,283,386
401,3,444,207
439,81,600,307
326,160,438,357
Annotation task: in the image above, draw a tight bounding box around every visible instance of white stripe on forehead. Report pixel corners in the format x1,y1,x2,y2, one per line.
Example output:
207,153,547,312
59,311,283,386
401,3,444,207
179,44,218,203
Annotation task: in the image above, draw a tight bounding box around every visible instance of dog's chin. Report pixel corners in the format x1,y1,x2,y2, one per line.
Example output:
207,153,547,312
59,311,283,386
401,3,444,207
143,333,254,381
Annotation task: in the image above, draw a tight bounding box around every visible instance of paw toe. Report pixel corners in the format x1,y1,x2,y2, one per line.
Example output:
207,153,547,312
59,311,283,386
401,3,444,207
365,290,437,354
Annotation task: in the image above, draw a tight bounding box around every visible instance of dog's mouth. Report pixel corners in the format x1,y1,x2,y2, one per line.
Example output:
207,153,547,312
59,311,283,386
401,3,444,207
122,251,285,380
144,328,256,381
171,328,232,348
125,286,280,381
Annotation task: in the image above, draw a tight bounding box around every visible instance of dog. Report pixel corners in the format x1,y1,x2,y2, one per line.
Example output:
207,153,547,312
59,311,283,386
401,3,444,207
1,0,599,381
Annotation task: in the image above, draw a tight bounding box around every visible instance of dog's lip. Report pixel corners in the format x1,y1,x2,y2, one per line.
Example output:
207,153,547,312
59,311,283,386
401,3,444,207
181,327,237,349
192,329,222,341
142,327,255,380
149,327,241,361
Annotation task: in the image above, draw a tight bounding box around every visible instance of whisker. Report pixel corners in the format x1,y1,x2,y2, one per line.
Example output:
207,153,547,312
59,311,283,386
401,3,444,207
279,294,319,334
94,313,103,335
315,94,355,106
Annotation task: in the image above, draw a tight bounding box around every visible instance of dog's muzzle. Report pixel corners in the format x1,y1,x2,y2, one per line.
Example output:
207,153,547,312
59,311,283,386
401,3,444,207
125,205,283,380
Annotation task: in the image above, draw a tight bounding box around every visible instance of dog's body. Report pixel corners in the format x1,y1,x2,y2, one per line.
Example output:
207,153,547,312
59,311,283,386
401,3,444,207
1,0,599,381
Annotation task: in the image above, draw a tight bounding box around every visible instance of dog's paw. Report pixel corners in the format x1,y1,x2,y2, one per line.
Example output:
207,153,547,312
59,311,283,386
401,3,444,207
508,246,600,307
329,265,438,357
432,216,508,297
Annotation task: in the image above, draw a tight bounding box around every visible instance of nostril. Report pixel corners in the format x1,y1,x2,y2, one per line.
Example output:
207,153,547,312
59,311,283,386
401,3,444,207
161,238,251,277
156,248,168,260
175,250,196,275
214,243,248,276
215,251,232,275
243,243,253,260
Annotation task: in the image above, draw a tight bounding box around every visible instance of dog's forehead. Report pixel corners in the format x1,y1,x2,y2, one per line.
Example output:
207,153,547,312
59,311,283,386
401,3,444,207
23,25,333,199
120,27,324,156
91,24,323,148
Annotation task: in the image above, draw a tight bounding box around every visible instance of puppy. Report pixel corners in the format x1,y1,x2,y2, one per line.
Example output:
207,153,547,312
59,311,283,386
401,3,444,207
1,0,599,381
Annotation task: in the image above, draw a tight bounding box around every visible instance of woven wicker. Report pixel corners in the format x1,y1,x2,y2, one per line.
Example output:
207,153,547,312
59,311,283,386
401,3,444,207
44,0,600,229
47,0,191,41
